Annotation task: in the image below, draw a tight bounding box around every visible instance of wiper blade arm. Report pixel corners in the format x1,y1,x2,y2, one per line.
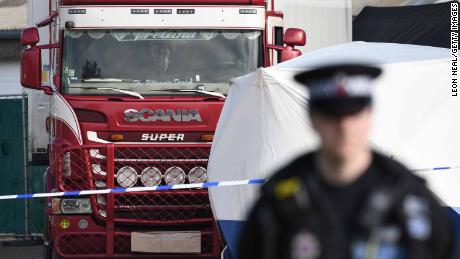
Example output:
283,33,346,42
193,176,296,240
71,86,144,99
98,87,144,99
148,89,225,98
82,78,135,83
177,90,226,98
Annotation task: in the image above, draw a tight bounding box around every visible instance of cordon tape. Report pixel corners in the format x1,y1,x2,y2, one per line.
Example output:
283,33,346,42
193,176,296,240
0,166,458,200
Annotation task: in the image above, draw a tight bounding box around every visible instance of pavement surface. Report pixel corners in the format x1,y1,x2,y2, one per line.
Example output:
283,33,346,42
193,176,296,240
0,245,42,259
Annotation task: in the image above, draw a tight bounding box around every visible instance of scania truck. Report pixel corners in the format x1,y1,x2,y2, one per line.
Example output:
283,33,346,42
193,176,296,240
20,0,306,258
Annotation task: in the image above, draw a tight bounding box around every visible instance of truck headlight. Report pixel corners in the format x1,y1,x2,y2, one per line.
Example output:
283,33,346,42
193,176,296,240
95,180,106,188
90,149,106,159
54,198,92,214
62,152,71,176
188,166,207,184
164,166,185,185
141,167,162,187
116,166,138,188
99,209,107,218
92,164,106,176
96,195,106,206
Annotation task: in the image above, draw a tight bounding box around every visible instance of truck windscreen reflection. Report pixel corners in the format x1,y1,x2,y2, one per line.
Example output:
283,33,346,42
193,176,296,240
61,30,263,96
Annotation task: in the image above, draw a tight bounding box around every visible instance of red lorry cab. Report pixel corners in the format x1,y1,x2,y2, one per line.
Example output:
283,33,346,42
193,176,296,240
20,0,305,257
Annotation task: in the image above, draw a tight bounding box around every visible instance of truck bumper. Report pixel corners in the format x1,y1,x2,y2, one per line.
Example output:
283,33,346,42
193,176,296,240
51,215,220,258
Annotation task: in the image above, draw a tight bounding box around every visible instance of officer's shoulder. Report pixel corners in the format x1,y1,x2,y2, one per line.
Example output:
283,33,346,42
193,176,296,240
372,151,426,185
261,152,315,194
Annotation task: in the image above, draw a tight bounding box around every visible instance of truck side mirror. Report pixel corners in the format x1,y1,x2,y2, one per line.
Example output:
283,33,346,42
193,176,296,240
280,28,306,62
19,27,52,94
20,27,40,46
20,46,41,89
283,28,306,47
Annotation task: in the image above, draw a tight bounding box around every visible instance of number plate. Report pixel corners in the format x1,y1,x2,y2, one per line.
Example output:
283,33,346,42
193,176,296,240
131,231,201,253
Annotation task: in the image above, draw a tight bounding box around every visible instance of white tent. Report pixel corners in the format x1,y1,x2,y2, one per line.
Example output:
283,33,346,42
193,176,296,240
208,41,459,257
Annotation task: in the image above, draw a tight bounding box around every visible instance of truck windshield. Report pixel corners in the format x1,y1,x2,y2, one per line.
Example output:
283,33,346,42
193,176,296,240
61,29,263,96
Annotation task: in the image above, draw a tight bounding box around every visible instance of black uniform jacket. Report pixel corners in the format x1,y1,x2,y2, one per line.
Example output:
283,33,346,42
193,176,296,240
238,151,457,259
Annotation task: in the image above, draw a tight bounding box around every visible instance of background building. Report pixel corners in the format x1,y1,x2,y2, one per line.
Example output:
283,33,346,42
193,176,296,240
0,0,27,95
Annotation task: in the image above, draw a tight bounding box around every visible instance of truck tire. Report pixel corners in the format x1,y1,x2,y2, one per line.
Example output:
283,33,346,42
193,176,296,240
43,167,57,259
43,242,60,259
43,244,53,259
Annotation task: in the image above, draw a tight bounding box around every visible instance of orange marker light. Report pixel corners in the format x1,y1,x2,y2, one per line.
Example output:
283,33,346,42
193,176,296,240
110,134,124,141
201,135,214,142
52,198,62,214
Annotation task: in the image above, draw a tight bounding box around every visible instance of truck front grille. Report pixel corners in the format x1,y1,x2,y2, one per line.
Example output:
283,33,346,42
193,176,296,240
57,144,219,257
59,145,212,224
114,191,212,224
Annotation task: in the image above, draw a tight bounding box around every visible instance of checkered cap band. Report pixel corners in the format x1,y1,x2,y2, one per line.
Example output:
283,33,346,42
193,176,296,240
308,74,373,99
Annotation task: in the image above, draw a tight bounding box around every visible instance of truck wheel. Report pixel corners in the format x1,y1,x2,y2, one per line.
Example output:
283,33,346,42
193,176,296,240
43,167,57,259
43,243,53,259
44,244,61,259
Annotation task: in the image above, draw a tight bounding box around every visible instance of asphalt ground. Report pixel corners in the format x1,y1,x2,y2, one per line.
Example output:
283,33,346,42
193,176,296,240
0,245,42,259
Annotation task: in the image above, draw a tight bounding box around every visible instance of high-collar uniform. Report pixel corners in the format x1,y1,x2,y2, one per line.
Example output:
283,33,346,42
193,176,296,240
238,151,456,259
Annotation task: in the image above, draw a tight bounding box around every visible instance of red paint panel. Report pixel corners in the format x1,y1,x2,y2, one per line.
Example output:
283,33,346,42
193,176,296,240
67,98,224,136
95,131,211,142
266,10,283,18
75,108,107,123
60,0,265,5
51,118,81,145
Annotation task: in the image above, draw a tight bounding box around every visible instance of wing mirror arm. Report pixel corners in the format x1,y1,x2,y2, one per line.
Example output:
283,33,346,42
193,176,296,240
36,11,59,28
266,44,286,51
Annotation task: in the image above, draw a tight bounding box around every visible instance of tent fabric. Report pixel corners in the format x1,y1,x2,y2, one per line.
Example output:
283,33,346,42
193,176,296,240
208,42,457,258
353,1,456,48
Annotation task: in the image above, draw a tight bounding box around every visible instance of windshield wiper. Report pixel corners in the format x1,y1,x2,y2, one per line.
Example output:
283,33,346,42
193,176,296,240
178,90,226,98
148,89,226,98
71,86,144,99
82,78,135,83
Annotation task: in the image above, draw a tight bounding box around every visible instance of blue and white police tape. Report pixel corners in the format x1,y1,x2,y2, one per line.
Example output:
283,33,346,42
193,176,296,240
0,166,458,201
411,166,460,172
0,179,266,200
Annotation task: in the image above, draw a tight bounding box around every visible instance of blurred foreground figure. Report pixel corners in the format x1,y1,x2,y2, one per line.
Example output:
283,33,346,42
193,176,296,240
238,64,456,259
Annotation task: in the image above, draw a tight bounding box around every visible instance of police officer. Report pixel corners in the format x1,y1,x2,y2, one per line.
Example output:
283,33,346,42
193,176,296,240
238,64,456,259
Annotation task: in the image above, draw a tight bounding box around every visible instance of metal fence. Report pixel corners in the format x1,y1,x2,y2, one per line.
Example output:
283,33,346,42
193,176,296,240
0,94,45,239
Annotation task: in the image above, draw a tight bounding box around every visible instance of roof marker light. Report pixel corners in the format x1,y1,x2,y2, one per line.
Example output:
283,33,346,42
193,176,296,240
131,9,149,14
239,9,257,14
68,9,86,14
154,9,172,14
177,9,195,14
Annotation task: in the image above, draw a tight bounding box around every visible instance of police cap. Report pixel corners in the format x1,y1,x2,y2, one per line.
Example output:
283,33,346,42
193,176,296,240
294,64,382,117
